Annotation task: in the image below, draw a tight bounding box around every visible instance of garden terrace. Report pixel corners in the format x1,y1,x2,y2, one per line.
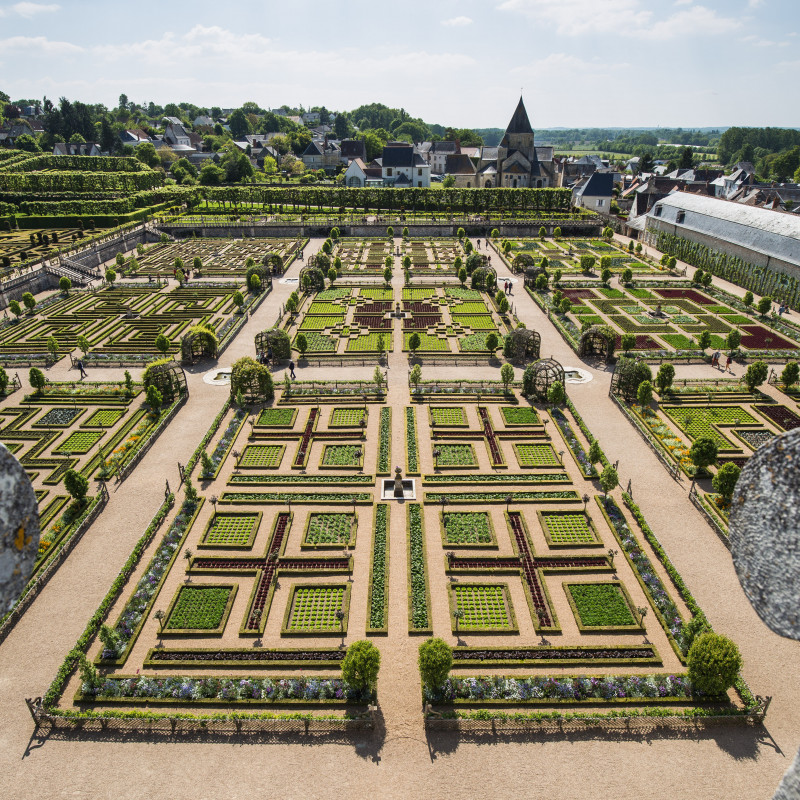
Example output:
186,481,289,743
118,237,304,278
402,237,467,276
289,285,395,357
0,282,259,366
530,279,800,362
334,238,392,274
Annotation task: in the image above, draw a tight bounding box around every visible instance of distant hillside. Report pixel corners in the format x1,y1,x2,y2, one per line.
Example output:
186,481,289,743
473,128,504,146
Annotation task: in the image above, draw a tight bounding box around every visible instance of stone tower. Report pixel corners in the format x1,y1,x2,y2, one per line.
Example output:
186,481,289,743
500,96,537,166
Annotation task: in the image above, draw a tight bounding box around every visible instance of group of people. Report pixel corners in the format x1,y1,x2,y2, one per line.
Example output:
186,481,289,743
502,280,513,295
257,346,296,379
711,351,732,372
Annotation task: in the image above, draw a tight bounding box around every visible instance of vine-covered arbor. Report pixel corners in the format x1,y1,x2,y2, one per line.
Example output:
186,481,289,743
300,264,325,293
142,360,188,403
262,253,284,275
506,328,541,365
470,265,497,291
512,253,536,274
611,357,653,401
523,264,549,289
180,324,218,365
230,356,274,403
522,357,565,401
255,328,291,361
579,325,616,361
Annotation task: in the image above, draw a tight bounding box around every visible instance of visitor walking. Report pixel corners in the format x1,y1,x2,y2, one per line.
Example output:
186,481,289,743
266,346,273,369
76,359,87,380
725,354,732,373
289,360,296,379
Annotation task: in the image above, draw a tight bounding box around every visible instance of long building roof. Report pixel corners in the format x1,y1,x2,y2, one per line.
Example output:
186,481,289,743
648,192,800,266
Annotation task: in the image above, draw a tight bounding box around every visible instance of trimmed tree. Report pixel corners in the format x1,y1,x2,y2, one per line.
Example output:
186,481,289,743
328,267,337,285
341,640,381,692
689,436,718,477
621,333,636,355
46,336,60,361
146,384,163,412
64,469,89,504
500,363,514,389
588,439,602,464
547,380,565,408
599,465,618,498
756,295,772,316
410,363,422,391
726,329,742,353
697,330,711,351
9,300,22,319
559,297,572,315
656,363,675,394
621,267,633,284
383,265,392,284
637,379,653,410
29,367,46,393
59,276,71,294
742,291,753,309
780,361,799,388
105,268,116,285
712,462,741,504
408,332,421,356
233,290,245,313
155,333,170,354
687,632,742,696
485,332,499,352
22,292,36,312
744,361,768,392
296,333,308,358
418,638,453,692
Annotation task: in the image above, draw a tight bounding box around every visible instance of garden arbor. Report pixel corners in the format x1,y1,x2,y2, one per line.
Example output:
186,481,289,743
263,253,284,275
523,357,565,401
300,265,325,293
255,328,291,362
142,359,188,404
579,325,616,361
610,356,653,401
506,328,541,366
523,264,549,290
230,356,274,403
512,253,536,274
180,324,218,365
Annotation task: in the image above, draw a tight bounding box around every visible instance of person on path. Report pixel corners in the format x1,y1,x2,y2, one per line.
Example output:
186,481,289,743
726,354,732,373
76,359,87,379
289,360,296,379
266,346,273,368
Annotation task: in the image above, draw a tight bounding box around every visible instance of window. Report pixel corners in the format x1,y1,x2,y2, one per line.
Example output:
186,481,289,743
597,199,604,207
676,210,686,223
386,168,393,177
417,168,422,176
655,206,663,217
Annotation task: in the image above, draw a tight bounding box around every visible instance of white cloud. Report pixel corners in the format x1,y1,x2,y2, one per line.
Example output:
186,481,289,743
748,0,765,7
11,2,60,17
442,16,473,27
498,0,739,38
674,0,693,5
511,52,630,80
0,34,80,54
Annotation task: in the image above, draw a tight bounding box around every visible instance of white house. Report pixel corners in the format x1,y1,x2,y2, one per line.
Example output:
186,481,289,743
381,143,430,187
572,172,614,212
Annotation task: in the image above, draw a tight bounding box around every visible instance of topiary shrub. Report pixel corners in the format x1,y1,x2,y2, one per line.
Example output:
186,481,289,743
418,638,453,692
341,640,381,692
687,632,742,696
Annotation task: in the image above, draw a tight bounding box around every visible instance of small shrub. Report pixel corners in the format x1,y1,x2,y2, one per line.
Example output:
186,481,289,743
687,632,742,696
418,638,453,691
341,640,381,691
64,469,89,503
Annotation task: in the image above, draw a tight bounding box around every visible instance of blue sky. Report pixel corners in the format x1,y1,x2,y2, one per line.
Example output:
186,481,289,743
0,0,797,128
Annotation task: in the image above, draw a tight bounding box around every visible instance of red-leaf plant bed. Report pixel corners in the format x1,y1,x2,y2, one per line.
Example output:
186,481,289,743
478,406,504,466
562,289,599,302
740,326,798,350
614,334,662,350
353,315,392,329
404,315,443,329
755,404,800,431
654,288,715,305
403,302,440,314
360,302,392,313
294,408,318,467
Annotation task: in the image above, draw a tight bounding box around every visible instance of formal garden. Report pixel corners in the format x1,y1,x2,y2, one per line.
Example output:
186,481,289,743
0,280,265,367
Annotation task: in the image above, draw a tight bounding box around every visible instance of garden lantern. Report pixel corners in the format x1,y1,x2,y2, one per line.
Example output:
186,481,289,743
583,493,590,512
559,450,565,466
433,447,441,469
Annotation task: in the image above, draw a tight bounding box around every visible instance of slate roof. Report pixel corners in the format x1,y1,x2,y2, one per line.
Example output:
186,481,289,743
431,141,458,154
444,154,476,175
382,145,415,168
504,97,533,135
575,172,614,197
340,139,366,160
649,192,800,266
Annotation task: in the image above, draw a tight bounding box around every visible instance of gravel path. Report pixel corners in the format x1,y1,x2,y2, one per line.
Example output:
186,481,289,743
0,238,797,800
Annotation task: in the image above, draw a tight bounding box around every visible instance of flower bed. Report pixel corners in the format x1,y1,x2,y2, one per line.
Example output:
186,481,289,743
79,675,368,705
303,513,355,546
406,406,419,473
424,674,692,704
442,512,494,546
408,504,431,632
426,490,579,503
565,583,638,629
367,504,389,633
500,406,539,426
282,584,349,634
451,584,517,631
550,408,598,477
436,444,477,467
164,585,236,632
201,512,261,548
377,407,391,475
755,403,800,431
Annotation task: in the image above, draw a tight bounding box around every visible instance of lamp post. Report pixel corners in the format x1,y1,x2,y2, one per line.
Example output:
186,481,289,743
559,450,565,466
506,494,513,513
433,447,441,470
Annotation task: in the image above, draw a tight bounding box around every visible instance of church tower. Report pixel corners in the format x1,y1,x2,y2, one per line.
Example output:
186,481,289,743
500,96,536,165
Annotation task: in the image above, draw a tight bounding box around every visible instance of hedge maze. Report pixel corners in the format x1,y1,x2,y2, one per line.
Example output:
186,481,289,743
0,282,249,365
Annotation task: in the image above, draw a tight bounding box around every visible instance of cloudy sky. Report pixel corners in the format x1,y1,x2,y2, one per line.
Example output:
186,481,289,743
1,0,797,128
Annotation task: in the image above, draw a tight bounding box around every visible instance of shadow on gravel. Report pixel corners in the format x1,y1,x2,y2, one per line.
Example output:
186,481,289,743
425,719,771,762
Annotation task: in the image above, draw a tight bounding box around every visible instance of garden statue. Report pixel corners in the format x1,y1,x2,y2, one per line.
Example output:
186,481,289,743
393,466,404,497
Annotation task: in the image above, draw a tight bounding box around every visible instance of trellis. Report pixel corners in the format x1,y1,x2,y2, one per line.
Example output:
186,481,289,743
523,358,565,400
507,328,541,365
142,360,188,403
579,325,616,361
230,356,274,403
610,357,652,401
300,265,325,293
180,326,218,365
255,328,291,361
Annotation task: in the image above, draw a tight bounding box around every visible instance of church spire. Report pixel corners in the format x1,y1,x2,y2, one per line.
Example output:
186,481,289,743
505,96,533,136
